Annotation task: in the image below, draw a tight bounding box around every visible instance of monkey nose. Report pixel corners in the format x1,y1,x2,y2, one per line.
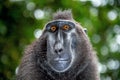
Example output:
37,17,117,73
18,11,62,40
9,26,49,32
54,43,63,54
55,48,63,54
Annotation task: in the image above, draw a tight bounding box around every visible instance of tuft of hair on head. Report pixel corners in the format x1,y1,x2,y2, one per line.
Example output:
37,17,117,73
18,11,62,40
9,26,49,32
53,9,73,20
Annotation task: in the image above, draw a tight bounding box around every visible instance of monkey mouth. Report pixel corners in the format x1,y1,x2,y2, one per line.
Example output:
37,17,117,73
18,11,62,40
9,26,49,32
53,57,71,64
54,57,69,61
49,57,72,72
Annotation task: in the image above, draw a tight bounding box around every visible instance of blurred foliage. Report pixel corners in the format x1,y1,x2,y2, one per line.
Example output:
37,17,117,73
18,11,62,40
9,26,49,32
0,0,120,80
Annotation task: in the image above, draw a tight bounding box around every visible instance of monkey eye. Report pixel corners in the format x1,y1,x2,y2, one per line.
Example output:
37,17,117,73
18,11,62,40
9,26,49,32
50,26,57,32
62,25,70,31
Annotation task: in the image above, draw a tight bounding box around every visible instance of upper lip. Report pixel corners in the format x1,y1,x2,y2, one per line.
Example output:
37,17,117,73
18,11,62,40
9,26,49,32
54,57,69,61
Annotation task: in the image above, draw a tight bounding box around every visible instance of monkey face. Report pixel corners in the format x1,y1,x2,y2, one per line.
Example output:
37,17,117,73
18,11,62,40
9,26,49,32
45,20,78,72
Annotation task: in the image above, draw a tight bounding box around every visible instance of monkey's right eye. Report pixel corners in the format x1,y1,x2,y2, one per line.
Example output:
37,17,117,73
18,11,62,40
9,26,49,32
50,26,57,32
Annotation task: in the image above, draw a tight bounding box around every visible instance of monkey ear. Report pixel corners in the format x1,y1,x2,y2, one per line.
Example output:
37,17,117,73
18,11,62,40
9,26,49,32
84,28,87,34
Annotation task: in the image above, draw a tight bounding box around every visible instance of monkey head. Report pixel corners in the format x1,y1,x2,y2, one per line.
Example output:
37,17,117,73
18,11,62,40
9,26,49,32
17,10,99,80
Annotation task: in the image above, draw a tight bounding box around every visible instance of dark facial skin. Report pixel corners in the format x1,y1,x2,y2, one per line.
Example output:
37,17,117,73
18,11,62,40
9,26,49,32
45,20,77,72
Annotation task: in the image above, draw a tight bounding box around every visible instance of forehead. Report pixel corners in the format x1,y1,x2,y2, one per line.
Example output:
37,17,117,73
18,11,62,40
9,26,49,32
45,20,75,28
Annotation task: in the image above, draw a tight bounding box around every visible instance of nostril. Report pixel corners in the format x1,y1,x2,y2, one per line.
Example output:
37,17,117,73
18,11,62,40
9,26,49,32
59,49,63,52
54,49,63,53
55,50,57,53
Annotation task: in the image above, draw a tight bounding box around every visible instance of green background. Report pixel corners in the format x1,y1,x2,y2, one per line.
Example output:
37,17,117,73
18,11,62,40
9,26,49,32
0,0,120,80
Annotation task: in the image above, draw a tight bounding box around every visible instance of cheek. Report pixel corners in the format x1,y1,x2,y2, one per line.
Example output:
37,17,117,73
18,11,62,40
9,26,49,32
71,35,77,49
64,33,77,49
47,35,55,48
46,35,56,59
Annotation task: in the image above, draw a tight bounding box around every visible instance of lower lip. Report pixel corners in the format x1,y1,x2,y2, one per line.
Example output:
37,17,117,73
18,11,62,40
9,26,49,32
54,59,69,62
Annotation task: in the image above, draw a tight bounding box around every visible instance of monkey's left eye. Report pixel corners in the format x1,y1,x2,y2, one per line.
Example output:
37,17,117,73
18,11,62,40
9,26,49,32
50,26,57,32
62,25,70,31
